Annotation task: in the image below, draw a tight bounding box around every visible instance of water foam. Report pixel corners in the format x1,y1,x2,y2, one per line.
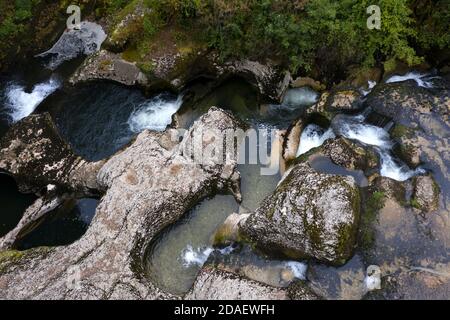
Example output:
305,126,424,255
337,117,392,149
361,80,377,96
128,94,183,133
282,87,319,108
332,113,424,181
5,77,61,122
284,261,307,280
181,245,235,268
386,72,435,88
297,124,335,156
379,151,425,181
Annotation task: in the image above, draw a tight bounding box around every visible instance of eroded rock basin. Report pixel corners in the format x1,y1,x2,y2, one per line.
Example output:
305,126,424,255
0,67,449,299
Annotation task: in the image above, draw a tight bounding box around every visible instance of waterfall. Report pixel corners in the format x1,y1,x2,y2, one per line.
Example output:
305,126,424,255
296,124,335,156
331,113,424,181
386,72,436,88
127,94,183,133
4,77,61,122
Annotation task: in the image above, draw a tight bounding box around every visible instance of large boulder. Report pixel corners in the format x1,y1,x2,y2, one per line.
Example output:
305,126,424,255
36,21,106,70
69,50,149,87
412,175,440,212
325,89,363,112
240,162,360,266
0,107,245,299
0,113,104,195
70,47,290,102
320,137,378,172
365,81,444,129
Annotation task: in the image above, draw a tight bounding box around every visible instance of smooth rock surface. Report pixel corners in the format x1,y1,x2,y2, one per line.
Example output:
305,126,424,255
0,108,245,299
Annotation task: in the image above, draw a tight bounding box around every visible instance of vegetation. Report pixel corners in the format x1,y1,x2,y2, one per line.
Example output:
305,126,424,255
360,191,385,250
1,0,449,81
104,0,450,83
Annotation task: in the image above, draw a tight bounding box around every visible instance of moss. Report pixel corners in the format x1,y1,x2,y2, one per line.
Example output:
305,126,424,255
0,247,52,274
390,124,414,139
410,198,421,209
137,61,156,75
359,191,385,250
121,46,141,62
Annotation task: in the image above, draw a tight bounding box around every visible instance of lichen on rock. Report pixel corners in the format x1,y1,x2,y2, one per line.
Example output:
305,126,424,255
239,162,360,266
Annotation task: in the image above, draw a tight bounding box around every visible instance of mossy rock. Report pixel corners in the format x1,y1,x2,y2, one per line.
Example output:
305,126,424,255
240,162,360,266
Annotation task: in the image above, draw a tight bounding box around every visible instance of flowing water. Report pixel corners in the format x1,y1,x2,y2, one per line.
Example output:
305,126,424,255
296,111,426,182
145,84,317,295
39,83,182,161
0,48,448,299
386,71,437,88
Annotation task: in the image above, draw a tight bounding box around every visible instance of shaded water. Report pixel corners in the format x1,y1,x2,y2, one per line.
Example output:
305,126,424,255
309,155,369,187
40,83,181,161
17,198,98,250
176,78,259,129
0,174,37,238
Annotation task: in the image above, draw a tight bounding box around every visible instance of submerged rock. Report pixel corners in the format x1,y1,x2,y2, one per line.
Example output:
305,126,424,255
240,162,360,266
185,266,319,300
373,177,406,204
185,267,289,300
0,107,245,299
212,213,249,247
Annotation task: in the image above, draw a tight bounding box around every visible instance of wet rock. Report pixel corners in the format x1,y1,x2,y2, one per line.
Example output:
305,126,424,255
69,50,148,87
282,118,303,164
216,59,291,102
390,124,421,168
240,162,360,266
305,92,333,121
185,267,289,300
341,67,382,88
212,213,249,247
287,281,322,300
0,193,67,250
321,137,378,172
291,77,325,92
0,113,104,195
308,254,367,300
373,177,406,204
0,108,245,299
36,21,106,70
71,46,290,102
412,175,440,212
366,81,435,128
326,90,363,112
